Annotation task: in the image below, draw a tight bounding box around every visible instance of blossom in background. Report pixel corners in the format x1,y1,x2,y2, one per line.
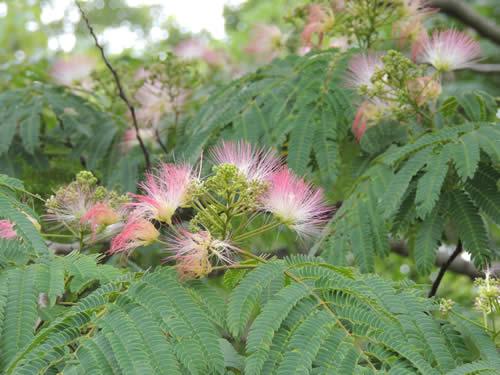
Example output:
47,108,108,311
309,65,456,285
412,30,481,72
129,163,195,224
244,24,283,63
80,202,121,236
174,37,226,66
167,229,237,278
345,53,383,90
407,76,442,105
109,218,159,254
211,141,282,182
50,55,95,87
262,168,330,237
0,220,17,240
121,128,156,153
329,36,349,52
133,69,188,128
301,4,334,48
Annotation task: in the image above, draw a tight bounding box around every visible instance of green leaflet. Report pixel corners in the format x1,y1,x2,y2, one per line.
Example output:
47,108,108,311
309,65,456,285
449,132,481,181
448,190,491,267
414,207,443,275
415,146,451,219
382,147,432,219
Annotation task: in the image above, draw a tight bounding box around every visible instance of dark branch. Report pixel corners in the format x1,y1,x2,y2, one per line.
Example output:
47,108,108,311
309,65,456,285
430,0,500,45
428,241,463,297
75,1,151,170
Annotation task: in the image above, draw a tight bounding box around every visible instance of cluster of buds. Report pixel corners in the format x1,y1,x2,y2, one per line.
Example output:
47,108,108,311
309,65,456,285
346,27,479,141
474,273,500,316
45,171,128,240
108,141,331,279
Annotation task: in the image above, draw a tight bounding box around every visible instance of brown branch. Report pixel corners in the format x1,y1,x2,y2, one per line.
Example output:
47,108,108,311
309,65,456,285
430,0,500,45
428,241,462,297
467,63,500,73
75,1,151,170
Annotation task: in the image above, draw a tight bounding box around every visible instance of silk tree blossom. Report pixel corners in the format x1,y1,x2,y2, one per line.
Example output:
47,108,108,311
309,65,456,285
130,163,196,224
80,202,121,236
301,4,334,48
109,218,159,254
262,168,330,237
121,128,156,153
395,1,436,47
244,24,283,63
45,185,95,229
407,76,442,105
0,220,17,240
174,37,226,67
412,30,481,72
50,55,95,88
211,141,282,183
167,229,237,278
352,103,369,142
346,53,383,90
351,99,393,141
134,71,188,128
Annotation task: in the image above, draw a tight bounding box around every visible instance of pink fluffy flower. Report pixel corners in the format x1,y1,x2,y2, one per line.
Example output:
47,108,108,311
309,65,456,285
352,104,368,142
50,55,95,87
45,185,95,230
109,218,159,254
167,229,237,278
174,38,226,66
345,53,383,89
262,168,330,237
412,30,481,72
80,203,121,235
130,164,195,224
133,69,188,128
121,128,156,153
301,4,333,48
211,141,282,182
244,24,283,63
0,220,17,240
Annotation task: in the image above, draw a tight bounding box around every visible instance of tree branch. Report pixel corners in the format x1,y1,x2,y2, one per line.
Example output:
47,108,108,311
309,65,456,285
467,63,500,73
76,1,151,170
430,0,500,45
428,241,462,297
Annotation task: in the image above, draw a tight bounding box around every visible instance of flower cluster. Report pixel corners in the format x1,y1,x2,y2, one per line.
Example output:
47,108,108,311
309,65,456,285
0,219,16,240
346,27,479,141
106,141,331,278
45,171,128,240
122,58,196,152
474,273,500,315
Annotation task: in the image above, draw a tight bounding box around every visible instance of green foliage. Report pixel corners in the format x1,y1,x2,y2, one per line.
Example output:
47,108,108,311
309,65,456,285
0,174,47,255
317,120,500,273
0,84,120,174
180,49,354,184
0,251,496,374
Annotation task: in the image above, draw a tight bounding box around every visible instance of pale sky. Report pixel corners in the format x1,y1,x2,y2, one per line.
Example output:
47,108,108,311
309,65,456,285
0,0,246,54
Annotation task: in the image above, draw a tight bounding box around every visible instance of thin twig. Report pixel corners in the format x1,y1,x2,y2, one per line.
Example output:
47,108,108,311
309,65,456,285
75,1,151,169
154,128,169,154
428,241,463,297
